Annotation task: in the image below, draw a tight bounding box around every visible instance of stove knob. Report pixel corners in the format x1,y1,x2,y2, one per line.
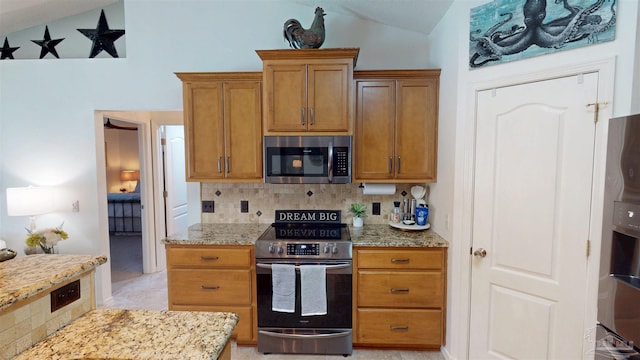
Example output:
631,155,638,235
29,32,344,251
268,243,275,254
331,244,338,254
323,244,331,254
277,246,284,255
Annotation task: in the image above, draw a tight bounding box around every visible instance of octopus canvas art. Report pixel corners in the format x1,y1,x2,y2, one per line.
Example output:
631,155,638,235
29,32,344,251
469,0,617,69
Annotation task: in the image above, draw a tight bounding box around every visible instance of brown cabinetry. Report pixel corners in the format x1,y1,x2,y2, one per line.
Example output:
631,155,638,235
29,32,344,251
354,70,440,182
176,72,262,182
353,247,446,349
256,48,359,134
166,245,257,344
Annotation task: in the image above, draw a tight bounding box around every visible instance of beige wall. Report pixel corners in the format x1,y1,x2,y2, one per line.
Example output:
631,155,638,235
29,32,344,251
104,129,139,193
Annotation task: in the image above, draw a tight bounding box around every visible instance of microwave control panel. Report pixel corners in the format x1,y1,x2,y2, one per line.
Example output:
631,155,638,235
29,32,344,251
333,147,349,176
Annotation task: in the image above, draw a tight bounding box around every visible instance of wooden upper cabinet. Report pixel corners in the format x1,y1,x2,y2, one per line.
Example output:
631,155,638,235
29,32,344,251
354,70,440,183
256,48,359,135
176,72,263,182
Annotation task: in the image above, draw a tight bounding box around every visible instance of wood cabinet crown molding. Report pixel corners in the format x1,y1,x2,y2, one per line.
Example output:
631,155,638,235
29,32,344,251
256,48,360,67
175,72,262,82
354,69,441,79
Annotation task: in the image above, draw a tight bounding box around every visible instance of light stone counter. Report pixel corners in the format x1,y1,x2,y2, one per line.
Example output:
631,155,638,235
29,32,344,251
162,223,448,248
0,254,107,312
163,223,269,246
14,309,238,360
350,224,449,247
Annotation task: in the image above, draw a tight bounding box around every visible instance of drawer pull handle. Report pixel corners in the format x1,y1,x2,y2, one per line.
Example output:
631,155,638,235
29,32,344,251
201,285,220,290
391,288,410,293
390,326,409,331
200,256,219,261
391,258,410,263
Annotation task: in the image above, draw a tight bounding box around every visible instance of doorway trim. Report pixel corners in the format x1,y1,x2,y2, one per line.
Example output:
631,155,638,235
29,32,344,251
95,111,157,304
450,57,615,359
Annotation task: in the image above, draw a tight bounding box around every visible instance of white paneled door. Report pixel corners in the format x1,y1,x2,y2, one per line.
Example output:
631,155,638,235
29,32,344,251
164,125,188,237
469,73,599,358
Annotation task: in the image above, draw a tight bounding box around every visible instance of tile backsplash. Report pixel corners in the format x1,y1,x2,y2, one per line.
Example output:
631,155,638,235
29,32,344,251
200,183,422,224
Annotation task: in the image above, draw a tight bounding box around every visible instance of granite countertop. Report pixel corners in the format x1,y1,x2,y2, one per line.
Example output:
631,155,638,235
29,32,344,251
163,223,269,246
163,223,448,248
15,309,238,360
0,254,107,312
350,224,448,247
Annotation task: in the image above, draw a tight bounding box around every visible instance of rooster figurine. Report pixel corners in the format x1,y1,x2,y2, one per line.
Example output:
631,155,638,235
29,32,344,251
283,7,326,49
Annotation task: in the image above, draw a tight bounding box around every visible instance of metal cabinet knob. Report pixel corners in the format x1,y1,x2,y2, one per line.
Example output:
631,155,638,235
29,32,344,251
473,248,487,258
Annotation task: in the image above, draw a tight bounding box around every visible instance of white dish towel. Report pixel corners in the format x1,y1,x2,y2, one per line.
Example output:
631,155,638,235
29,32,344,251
271,264,295,313
300,265,327,316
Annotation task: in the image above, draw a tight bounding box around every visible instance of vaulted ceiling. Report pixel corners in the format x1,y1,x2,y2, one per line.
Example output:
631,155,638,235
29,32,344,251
0,0,453,36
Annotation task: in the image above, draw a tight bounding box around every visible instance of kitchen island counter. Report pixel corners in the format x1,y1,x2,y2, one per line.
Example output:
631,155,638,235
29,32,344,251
0,254,106,312
350,224,448,247
15,309,238,360
163,223,268,246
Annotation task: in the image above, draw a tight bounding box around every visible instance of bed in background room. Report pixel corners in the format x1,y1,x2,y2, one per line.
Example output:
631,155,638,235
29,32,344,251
107,183,141,234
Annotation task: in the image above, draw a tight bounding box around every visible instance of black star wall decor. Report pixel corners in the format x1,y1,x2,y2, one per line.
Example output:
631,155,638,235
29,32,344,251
31,26,65,59
77,9,125,58
1,37,20,59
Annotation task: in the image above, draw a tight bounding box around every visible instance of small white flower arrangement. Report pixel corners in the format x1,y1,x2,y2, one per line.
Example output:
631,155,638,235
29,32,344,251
25,223,68,254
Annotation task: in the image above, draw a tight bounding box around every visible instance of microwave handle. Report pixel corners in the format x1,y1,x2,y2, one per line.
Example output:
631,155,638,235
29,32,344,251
328,140,334,183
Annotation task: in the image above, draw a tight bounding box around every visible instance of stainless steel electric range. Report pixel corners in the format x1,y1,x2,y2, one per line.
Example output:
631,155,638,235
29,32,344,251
255,210,352,356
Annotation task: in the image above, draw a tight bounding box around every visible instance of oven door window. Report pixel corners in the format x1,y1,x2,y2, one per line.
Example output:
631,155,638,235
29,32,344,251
266,147,328,177
256,262,352,329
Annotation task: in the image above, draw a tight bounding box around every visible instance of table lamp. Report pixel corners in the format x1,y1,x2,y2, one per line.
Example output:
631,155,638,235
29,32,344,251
120,170,139,192
6,186,54,232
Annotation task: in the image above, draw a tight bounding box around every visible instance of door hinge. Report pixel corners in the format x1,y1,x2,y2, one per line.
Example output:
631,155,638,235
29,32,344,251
586,240,591,258
586,102,609,123
161,138,166,146
163,190,168,198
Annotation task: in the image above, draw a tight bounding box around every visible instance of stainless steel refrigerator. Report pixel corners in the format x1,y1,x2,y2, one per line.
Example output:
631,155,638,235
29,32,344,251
597,114,640,359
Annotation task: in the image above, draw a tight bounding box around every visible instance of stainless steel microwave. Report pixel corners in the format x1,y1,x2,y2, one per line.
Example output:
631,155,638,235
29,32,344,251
264,136,352,184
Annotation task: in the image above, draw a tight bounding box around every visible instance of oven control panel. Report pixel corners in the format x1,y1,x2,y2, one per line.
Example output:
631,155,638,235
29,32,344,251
287,243,320,256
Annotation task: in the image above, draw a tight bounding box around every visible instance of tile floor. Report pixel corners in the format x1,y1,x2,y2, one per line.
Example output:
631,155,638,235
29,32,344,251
104,236,445,359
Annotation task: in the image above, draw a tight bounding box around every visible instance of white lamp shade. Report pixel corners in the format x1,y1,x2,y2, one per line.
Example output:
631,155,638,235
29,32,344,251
6,186,54,216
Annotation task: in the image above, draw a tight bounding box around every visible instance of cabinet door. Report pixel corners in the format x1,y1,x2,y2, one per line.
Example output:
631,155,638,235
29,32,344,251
354,81,395,180
394,79,438,181
184,81,224,180
224,82,263,180
357,308,442,346
307,63,350,132
263,63,307,132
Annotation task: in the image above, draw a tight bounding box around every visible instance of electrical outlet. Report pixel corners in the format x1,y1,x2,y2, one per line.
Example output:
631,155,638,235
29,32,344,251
202,201,214,213
241,200,249,213
372,202,381,215
72,200,80,212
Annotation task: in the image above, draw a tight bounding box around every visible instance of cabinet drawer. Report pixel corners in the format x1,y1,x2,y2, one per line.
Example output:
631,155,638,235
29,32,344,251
357,248,444,270
169,269,251,305
170,304,254,344
358,270,442,308
357,308,442,346
168,247,251,268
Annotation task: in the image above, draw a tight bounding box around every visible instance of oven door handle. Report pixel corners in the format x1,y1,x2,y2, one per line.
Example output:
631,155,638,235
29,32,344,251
255,263,351,270
258,330,351,339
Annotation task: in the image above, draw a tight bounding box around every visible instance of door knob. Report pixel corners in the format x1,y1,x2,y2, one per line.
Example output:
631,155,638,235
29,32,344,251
473,248,487,258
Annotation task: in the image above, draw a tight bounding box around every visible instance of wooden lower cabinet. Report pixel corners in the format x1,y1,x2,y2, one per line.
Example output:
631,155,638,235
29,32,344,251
166,245,257,345
357,308,442,346
354,247,447,349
